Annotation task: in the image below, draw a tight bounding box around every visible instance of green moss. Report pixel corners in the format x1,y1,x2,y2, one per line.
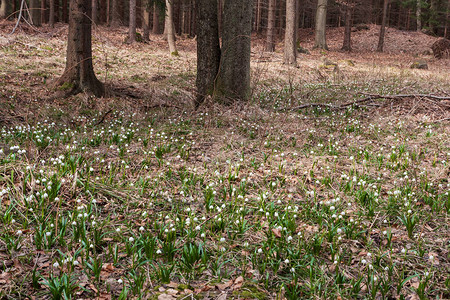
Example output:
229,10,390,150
59,82,74,91
171,51,179,57
232,283,267,300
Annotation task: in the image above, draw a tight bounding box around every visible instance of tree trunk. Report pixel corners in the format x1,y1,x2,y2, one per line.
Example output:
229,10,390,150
129,0,136,43
111,0,119,26
314,0,328,50
377,0,388,52
55,0,104,97
62,0,68,22
152,2,160,34
0,0,10,19
416,0,421,31
92,0,97,24
30,0,42,26
341,3,352,51
143,1,150,41
218,0,223,37
284,0,297,65
265,0,276,52
106,0,110,25
195,0,221,108
41,0,46,24
49,0,55,26
429,0,436,33
215,0,252,103
445,0,450,38
255,0,261,32
165,0,178,55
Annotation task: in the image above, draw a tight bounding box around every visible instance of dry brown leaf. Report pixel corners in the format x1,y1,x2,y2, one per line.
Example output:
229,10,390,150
272,228,282,238
157,294,176,300
167,281,178,288
216,280,233,291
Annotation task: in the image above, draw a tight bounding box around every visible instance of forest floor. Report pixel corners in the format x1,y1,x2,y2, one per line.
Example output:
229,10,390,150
0,21,449,299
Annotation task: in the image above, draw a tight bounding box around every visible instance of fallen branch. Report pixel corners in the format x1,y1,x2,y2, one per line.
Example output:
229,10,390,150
278,93,450,111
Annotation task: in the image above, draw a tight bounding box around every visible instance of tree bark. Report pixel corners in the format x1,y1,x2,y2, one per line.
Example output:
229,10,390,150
255,0,261,32
0,0,10,19
143,0,150,41
49,0,55,26
314,0,328,50
429,0,436,33
377,0,388,52
41,0,46,24
265,0,276,52
195,0,221,108
92,0,97,24
215,0,252,103
416,0,421,31
284,0,297,65
62,0,68,22
341,2,352,51
111,0,119,26
152,2,160,34
30,0,42,26
129,0,136,43
445,0,450,38
165,0,178,55
55,0,104,97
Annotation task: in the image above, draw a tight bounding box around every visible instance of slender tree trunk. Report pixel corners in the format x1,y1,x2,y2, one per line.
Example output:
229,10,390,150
314,0,328,50
129,0,136,42
41,0,46,24
152,2,160,33
92,0,97,24
143,1,150,41
49,0,55,26
165,0,178,55
218,0,223,37
215,0,252,102
377,0,388,52
445,0,450,38
429,0,436,33
195,0,221,107
0,0,9,19
30,0,42,26
341,2,352,51
416,0,421,31
256,0,261,32
284,0,297,65
111,0,119,26
55,0,104,97
265,0,276,51
62,0,68,22
106,0,110,25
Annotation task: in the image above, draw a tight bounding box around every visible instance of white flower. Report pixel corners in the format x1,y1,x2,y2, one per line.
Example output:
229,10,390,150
257,248,263,254
220,237,225,242
156,249,162,254
139,226,145,232
284,259,289,264
16,230,23,235
129,237,135,242
117,279,123,284
73,260,79,266
116,228,121,232
401,248,406,254
53,262,60,268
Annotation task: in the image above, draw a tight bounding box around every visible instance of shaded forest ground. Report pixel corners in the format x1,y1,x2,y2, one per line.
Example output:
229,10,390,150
0,21,449,299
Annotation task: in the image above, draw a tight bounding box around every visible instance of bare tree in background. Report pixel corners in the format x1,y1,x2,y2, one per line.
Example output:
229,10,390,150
165,0,178,55
265,0,276,52
129,0,136,43
314,0,328,50
377,0,389,52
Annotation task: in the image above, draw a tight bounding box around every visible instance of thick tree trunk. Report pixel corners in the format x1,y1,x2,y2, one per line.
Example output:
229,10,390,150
129,0,136,43
152,2,160,34
195,0,221,108
0,0,10,19
218,0,223,37
111,0,119,26
377,0,388,52
265,0,276,52
215,0,252,103
165,0,178,55
49,0,55,26
143,1,150,41
416,0,421,31
284,0,297,65
341,3,352,51
55,0,104,97
30,0,42,26
92,0,97,24
314,0,328,50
